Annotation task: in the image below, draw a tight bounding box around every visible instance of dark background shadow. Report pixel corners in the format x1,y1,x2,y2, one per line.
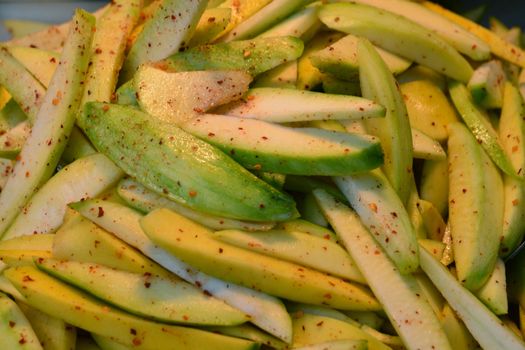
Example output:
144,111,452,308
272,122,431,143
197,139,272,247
436,0,525,27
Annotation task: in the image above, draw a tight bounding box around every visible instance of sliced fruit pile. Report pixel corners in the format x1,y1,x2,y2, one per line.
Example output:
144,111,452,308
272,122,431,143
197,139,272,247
0,0,525,349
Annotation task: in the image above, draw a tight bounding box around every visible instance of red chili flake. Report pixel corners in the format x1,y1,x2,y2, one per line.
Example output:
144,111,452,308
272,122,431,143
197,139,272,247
97,207,104,217
144,282,151,288
513,199,519,206
189,190,197,197
259,203,265,209
132,338,142,346
316,321,324,326
19,336,27,345
102,104,110,112
52,90,63,106
208,17,216,23
247,95,255,101
208,132,215,137
243,50,251,58
368,203,378,213
323,293,332,299
253,164,262,170
8,321,15,328
130,328,137,335
183,315,189,320
193,107,204,113
95,48,102,54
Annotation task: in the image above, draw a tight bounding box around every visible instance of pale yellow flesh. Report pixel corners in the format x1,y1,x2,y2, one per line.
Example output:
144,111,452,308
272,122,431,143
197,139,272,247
141,208,381,311
4,266,258,350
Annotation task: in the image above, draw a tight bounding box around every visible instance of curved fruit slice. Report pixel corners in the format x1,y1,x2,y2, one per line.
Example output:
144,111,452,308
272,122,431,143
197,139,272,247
37,258,248,326
420,248,525,350
357,38,413,204
182,114,384,176
498,82,525,257
314,190,452,350
220,0,305,41
334,170,419,274
142,208,381,311
4,266,258,350
400,79,459,142
423,1,525,68
163,36,304,76
216,87,385,123
135,66,252,125
310,34,412,80
121,0,207,80
116,179,275,231
78,102,297,222
73,199,293,343
319,2,473,82
81,0,141,104
350,0,490,60
447,122,503,291
0,9,95,237
214,229,365,283
449,81,517,177
4,153,123,238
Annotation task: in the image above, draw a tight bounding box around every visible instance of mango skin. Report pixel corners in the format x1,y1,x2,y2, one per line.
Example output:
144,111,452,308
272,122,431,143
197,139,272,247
79,102,298,222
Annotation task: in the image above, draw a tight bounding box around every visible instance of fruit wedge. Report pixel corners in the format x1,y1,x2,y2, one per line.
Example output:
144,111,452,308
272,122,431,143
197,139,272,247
4,266,258,350
142,208,380,311
182,114,384,176
319,2,473,82
79,102,297,222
